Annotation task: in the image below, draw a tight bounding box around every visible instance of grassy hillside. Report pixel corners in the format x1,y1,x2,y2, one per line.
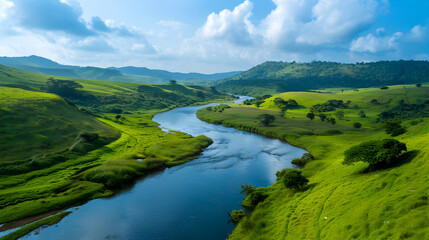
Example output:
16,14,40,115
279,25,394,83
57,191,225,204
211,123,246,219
0,64,234,113
197,84,429,239
0,65,233,239
215,61,429,95
0,56,242,85
0,87,118,163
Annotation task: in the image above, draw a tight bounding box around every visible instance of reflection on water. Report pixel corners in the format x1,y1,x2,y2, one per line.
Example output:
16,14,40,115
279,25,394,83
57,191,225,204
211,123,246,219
18,97,306,240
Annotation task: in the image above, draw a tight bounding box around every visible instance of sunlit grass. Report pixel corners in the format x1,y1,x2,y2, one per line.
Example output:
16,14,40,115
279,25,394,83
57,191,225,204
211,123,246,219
198,85,429,240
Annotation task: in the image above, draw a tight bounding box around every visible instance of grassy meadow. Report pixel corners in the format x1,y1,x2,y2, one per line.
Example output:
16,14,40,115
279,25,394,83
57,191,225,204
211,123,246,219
0,64,234,239
197,84,429,239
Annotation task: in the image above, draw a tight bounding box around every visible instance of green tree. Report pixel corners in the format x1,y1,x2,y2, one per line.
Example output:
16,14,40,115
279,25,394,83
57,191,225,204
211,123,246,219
329,118,336,125
281,169,309,190
319,114,327,122
342,139,407,170
258,114,275,126
169,80,177,85
353,122,362,128
384,120,406,136
306,112,315,120
416,83,422,87
115,115,121,122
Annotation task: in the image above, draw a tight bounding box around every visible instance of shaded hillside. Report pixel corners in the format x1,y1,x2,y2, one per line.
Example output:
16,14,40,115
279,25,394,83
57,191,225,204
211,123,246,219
114,66,242,82
0,64,234,113
215,61,429,95
0,55,132,82
0,56,242,85
0,87,118,163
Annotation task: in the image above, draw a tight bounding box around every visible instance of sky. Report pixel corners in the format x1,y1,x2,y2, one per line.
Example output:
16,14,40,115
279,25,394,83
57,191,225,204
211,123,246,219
0,0,428,73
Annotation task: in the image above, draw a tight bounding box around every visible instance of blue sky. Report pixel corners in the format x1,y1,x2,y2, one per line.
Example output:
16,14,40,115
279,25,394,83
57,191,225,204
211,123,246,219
0,0,428,73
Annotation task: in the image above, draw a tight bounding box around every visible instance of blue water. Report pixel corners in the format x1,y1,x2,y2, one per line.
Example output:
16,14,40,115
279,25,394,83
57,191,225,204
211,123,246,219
13,97,306,240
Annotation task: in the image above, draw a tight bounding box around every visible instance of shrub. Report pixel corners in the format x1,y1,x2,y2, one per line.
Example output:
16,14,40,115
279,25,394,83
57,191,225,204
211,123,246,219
230,210,248,224
281,169,309,190
380,86,389,90
258,114,275,126
384,120,406,136
353,122,362,128
291,153,314,167
306,112,315,120
342,139,407,170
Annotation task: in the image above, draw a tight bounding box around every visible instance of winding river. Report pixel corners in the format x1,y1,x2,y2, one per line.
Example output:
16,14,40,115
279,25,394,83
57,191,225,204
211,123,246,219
7,97,306,240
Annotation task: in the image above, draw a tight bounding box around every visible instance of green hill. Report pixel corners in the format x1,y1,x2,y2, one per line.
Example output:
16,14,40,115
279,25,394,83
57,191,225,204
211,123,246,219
215,61,429,95
197,84,429,239
0,56,242,85
0,64,234,113
0,86,119,165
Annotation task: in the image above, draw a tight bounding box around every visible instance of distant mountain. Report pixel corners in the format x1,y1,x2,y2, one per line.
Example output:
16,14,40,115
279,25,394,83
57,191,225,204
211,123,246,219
215,60,429,95
0,56,242,85
112,66,242,81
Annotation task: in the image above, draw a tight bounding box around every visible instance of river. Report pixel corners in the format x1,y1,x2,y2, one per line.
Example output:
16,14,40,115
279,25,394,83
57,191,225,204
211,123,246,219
7,97,306,240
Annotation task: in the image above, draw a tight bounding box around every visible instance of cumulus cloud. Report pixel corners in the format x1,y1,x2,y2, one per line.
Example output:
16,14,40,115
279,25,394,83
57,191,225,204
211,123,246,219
0,0,13,20
12,0,93,36
350,25,428,54
199,0,255,46
262,0,379,50
197,0,380,52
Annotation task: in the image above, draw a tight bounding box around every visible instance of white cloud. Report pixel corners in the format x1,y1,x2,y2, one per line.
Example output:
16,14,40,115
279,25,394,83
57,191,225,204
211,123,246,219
262,0,379,49
199,0,255,46
0,0,13,19
350,25,428,54
350,31,402,53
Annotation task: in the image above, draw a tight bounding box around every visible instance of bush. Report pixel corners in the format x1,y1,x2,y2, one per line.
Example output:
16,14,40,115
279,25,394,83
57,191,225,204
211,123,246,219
380,86,389,90
342,139,407,170
230,210,248,224
384,120,406,136
353,122,362,128
258,114,275,126
281,169,309,190
291,153,315,167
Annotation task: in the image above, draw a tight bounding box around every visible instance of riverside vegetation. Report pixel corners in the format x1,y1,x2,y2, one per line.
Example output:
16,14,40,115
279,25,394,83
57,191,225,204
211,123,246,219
197,84,429,239
0,64,233,239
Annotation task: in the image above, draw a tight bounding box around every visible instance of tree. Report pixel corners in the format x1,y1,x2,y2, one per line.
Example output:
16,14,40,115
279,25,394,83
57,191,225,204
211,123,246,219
319,114,327,122
380,86,389,90
169,80,177,85
329,118,336,125
384,120,406,136
258,114,275,126
115,114,121,122
342,139,407,170
45,79,83,97
306,112,315,120
416,83,422,87
371,99,379,104
353,122,362,128
281,169,309,190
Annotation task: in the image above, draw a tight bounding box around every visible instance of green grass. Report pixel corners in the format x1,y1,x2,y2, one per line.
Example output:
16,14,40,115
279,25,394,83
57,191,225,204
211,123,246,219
0,87,119,163
0,211,71,240
197,85,429,240
0,109,213,225
0,64,231,238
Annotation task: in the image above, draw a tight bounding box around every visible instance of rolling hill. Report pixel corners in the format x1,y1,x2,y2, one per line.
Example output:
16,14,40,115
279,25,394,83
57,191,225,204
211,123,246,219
0,64,234,113
0,86,119,164
0,56,242,85
215,61,429,95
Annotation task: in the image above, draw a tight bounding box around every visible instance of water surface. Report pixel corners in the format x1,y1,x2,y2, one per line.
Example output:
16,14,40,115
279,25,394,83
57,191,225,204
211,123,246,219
13,97,306,240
